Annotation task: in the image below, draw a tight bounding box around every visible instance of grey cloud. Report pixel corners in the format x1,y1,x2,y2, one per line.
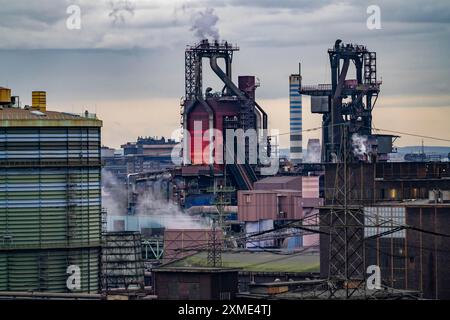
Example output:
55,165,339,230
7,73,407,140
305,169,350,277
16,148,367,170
108,0,136,25
0,0,68,27
0,0,449,104
203,0,333,10
211,0,450,24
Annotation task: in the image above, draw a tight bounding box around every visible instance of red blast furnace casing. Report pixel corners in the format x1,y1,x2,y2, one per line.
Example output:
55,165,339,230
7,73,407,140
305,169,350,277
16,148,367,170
186,76,257,166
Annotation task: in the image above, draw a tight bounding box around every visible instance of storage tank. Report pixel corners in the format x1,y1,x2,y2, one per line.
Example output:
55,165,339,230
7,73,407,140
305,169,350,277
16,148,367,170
0,107,102,293
0,87,11,104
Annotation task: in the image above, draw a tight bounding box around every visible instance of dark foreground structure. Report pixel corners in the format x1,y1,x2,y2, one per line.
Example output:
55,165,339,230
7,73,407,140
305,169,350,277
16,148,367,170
320,162,450,299
152,267,239,300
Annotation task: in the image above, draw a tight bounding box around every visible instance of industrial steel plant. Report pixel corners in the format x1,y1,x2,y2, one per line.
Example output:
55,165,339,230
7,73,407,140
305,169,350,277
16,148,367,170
0,0,449,305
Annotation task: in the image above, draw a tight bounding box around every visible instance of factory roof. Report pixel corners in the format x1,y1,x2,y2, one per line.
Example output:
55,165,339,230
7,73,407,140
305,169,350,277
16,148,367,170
373,200,450,207
256,176,301,184
152,266,241,273
0,107,102,127
164,250,320,273
238,189,302,194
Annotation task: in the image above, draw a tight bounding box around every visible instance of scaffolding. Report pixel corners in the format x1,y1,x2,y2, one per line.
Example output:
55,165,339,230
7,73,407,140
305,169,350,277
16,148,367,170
101,232,145,296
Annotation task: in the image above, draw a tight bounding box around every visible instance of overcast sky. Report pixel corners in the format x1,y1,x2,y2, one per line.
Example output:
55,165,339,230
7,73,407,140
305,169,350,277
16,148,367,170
0,0,449,148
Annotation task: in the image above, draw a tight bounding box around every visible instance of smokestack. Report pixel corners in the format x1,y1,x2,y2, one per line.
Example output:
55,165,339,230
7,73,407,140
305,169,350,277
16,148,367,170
298,62,302,88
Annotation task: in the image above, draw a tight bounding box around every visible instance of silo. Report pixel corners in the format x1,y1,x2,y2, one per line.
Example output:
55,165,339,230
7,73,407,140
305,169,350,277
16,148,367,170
0,106,102,293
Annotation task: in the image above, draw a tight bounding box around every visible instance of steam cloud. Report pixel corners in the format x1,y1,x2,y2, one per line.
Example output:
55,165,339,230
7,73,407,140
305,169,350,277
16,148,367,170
135,192,211,230
108,0,135,25
304,139,321,163
102,169,211,231
102,169,128,216
351,133,370,160
191,8,220,40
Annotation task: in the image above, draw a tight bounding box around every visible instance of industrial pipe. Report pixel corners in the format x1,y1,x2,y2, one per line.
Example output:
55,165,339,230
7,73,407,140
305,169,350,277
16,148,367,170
210,55,266,130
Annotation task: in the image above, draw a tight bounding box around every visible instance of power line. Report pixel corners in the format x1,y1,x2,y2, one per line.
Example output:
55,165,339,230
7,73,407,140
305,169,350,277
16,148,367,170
271,123,450,143
371,126,450,143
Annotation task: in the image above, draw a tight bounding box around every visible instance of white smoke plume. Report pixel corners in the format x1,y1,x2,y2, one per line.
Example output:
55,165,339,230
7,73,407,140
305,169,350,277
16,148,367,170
351,133,370,159
108,0,135,25
135,192,211,230
303,139,321,163
103,169,211,230
102,169,128,216
191,8,220,40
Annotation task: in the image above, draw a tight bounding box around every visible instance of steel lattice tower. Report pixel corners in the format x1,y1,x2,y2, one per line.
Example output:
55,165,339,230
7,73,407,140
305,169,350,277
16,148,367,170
207,218,222,267
326,124,366,298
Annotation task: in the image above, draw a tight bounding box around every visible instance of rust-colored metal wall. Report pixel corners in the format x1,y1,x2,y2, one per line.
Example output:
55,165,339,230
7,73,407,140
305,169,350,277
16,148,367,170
163,229,223,263
363,205,450,299
323,162,450,205
320,162,450,299
237,190,304,222
302,176,320,197
405,206,450,299
254,176,302,191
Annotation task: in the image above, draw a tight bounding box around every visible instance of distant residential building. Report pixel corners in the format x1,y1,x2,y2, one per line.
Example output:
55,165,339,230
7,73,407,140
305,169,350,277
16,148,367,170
122,136,177,156
103,136,178,181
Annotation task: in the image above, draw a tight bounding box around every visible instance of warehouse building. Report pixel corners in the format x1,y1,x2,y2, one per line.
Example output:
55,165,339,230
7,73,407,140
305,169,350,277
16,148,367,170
238,176,322,249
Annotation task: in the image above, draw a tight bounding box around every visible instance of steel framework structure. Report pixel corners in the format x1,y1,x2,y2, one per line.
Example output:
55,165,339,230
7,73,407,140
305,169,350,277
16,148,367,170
300,39,381,163
326,125,365,298
184,40,238,100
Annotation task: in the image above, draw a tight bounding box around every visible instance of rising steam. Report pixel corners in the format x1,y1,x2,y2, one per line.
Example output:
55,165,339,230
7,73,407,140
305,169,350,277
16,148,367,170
108,0,135,25
351,133,370,160
304,139,321,163
102,169,211,231
135,192,211,229
102,169,128,216
191,8,220,40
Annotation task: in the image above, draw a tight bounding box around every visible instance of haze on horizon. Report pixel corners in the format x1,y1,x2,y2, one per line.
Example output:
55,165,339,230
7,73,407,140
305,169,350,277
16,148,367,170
0,0,449,149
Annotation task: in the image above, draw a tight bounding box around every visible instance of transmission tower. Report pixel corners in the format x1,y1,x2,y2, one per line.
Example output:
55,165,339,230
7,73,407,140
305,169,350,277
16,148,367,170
206,184,236,267
207,217,222,267
327,124,366,299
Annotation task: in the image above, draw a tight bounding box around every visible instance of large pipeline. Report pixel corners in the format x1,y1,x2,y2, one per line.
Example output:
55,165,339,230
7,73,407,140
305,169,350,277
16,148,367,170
209,55,266,130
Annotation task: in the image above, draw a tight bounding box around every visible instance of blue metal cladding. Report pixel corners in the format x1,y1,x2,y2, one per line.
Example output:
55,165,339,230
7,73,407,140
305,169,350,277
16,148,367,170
0,126,102,293
0,127,100,162
0,166,102,245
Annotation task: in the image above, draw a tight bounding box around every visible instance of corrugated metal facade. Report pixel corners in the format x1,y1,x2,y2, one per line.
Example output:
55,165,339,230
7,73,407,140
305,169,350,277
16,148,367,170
302,176,320,198
0,118,102,293
163,229,223,263
237,190,304,222
320,162,450,299
254,176,302,191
